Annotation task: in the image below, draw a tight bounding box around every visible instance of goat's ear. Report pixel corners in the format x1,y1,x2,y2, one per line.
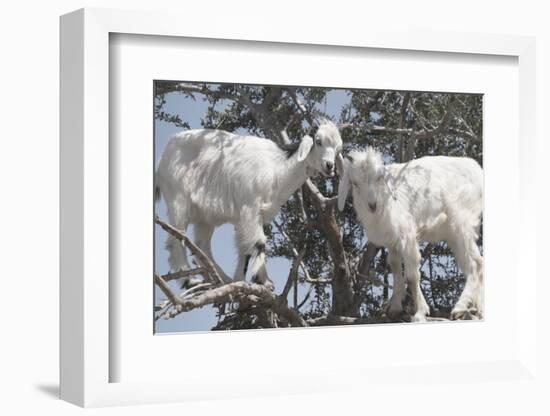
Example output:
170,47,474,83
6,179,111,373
297,135,314,162
336,153,345,176
337,161,351,211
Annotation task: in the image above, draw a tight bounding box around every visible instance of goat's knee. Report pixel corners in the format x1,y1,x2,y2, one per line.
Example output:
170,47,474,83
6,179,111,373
249,240,268,281
165,235,189,272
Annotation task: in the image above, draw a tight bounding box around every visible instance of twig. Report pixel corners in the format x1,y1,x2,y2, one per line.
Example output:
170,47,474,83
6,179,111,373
180,283,214,299
273,219,331,284
297,285,313,310
357,272,393,289
273,220,314,283
161,267,207,282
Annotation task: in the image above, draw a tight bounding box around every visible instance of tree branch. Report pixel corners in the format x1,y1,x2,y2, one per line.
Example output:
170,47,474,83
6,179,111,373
155,216,225,285
281,247,305,301
398,92,411,163
154,273,180,307
304,182,356,316
273,220,318,284
161,281,307,327
160,267,207,282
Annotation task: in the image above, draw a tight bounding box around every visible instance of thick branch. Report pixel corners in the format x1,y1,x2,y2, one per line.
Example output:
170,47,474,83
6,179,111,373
304,183,356,316
307,314,451,325
304,180,338,210
281,247,305,301
307,314,375,326
163,281,307,327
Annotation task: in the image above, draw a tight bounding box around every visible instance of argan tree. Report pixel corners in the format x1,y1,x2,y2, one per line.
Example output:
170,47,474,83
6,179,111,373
154,82,482,330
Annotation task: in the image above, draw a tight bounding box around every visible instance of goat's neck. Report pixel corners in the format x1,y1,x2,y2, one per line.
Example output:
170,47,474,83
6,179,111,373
273,159,309,207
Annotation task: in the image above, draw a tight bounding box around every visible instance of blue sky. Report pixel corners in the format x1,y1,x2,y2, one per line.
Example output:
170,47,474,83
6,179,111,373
154,86,351,333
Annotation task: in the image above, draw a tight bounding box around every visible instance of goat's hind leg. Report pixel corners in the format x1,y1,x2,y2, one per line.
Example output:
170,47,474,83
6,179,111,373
165,230,192,289
194,222,232,284
449,236,483,320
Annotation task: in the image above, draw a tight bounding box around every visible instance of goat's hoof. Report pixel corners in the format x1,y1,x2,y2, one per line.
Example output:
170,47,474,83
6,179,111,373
384,303,404,321
412,314,428,323
451,308,475,320
251,275,275,291
179,276,203,290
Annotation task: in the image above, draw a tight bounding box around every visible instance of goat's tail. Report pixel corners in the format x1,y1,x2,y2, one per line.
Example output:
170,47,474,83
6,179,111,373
154,170,161,203
443,186,483,274
443,185,482,236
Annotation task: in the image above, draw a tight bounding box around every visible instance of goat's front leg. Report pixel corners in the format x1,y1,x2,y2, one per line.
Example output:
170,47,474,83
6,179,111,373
386,248,406,319
233,254,248,281
251,263,274,291
234,207,272,289
403,237,430,322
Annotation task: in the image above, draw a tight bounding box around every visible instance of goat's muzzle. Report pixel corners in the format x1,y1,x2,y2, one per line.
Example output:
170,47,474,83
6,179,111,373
322,167,335,177
322,161,335,177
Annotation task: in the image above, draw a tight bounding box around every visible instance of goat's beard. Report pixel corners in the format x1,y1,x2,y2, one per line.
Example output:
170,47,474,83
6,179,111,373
319,166,335,178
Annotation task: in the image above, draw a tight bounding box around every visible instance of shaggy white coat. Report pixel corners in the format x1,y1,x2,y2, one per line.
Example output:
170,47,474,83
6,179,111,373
156,121,343,286
338,148,483,321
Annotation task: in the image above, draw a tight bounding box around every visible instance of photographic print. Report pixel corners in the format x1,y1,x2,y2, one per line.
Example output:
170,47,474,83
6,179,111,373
154,81,483,333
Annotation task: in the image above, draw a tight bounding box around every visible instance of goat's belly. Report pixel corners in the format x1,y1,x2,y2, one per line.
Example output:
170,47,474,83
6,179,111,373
418,221,451,244
420,230,443,243
361,218,398,248
187,203,239,226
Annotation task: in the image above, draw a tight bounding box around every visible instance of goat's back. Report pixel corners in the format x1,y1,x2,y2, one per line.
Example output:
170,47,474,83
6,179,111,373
156,129,289,223
391,156,482,237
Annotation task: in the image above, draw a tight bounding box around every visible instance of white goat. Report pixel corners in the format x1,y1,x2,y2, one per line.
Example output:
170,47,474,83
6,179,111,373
338,148,483,321
156,120,343,287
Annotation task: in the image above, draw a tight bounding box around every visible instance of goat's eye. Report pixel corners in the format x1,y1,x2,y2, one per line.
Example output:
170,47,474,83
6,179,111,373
315,139,322,146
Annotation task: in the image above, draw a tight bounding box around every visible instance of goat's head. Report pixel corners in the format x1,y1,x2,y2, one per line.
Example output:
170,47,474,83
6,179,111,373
337,147,389,214
297,119,343,177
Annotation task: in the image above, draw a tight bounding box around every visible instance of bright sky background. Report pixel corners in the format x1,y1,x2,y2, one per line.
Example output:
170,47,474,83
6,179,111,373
154,86,351,333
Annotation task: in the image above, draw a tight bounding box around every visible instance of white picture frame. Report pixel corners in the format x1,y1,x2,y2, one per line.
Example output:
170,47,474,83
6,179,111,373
60,7,539,408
